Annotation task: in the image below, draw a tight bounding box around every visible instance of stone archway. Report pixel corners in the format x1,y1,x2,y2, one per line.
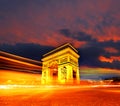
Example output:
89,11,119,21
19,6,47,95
73,70,76,79
41,43,80,84
49,61,58,82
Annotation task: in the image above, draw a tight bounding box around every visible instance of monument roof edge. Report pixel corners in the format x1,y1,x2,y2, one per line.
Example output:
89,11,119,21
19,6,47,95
43,43,78,58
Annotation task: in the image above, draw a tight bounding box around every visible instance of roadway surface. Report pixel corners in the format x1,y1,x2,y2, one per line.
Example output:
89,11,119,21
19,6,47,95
0,85,120,106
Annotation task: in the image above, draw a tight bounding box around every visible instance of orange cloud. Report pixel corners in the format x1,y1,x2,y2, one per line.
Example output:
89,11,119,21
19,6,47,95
111,56,120,62
104,47,118,54
0,0,119,45
99,56,113,63
87,26,120,42
24,32,87,48
99,56,120,63
95,35,120,42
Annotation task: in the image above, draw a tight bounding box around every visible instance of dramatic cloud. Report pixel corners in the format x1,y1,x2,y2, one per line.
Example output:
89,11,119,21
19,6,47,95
99,56,120,63
0,43,54,60
104,47,119,54
0,0,120,45
99,56,113,63
0,0,120,78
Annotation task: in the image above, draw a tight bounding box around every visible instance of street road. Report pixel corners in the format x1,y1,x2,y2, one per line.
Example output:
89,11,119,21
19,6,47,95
0,85,120,106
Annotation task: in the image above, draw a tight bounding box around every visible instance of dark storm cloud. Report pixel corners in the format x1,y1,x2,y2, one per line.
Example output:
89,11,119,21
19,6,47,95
78,46,104,66
78,46,120,69
78,40,120,69
0,43,54,60
59,29,96,42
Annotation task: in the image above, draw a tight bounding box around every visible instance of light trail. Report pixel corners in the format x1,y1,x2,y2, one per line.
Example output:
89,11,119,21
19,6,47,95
0,84,120,90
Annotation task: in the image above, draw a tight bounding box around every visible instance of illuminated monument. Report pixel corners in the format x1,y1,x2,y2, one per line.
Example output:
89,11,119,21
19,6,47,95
41,43,80,84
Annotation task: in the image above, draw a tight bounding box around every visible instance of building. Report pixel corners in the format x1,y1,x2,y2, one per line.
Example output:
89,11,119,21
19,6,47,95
41,43,80,84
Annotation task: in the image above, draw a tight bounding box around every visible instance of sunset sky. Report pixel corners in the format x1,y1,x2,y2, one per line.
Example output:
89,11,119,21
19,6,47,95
0,0,120,79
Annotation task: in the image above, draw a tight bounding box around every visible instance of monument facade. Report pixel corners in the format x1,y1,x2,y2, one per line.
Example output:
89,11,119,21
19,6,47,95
41,43,80,84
